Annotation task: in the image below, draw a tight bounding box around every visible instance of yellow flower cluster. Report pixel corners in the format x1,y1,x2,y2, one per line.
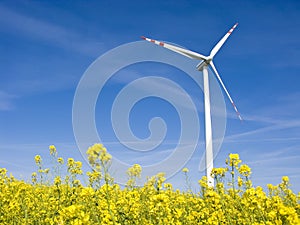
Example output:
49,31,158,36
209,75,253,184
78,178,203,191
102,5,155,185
126,164,142,189
238,164,251,177
182,167,189,173
34,155,41,164
0,145,299,224
49,145,57,156
227,153,242,167
211,167,227,178
86,143,113,187
86,143,112,167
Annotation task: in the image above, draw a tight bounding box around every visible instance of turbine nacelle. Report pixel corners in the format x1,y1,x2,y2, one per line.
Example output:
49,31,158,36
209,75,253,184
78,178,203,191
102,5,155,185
196,58,212,71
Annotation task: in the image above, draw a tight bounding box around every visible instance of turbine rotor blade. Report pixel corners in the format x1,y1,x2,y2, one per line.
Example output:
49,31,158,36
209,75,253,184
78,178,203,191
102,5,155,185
210,61,243,121
209,23,238,58
141,36,207,60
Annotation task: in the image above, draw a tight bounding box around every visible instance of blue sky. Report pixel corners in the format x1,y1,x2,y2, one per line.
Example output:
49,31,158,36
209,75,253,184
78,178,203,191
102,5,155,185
0,0,300,191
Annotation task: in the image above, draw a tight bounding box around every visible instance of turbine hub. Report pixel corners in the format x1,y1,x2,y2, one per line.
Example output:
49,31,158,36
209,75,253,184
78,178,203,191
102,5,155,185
196,59,210,71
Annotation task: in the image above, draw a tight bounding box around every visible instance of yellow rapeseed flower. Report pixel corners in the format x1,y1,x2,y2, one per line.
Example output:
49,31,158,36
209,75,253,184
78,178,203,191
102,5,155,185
127,164,142,178
211,167,227,177
238,164,251,177
282,176,289,183
54,176,61,185
182,167,189,173
228,153,242,167
34,155,41,164
49,145,56,155
57,157,64,164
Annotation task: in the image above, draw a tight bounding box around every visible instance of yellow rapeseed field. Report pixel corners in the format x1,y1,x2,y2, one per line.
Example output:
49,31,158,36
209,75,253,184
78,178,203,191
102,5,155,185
0,144,299,224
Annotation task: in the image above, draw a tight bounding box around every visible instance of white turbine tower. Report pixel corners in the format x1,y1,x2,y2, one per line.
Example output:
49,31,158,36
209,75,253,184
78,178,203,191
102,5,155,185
141,23,242,187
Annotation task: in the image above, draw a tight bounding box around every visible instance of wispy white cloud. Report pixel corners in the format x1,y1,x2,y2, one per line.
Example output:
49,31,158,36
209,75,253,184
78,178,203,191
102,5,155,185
223,90,300,142
247,148,300,166
226,119,300,141
0,4,103,57
0,159,29,170
111,69,203,110
0,91,17,111
0,4,109,105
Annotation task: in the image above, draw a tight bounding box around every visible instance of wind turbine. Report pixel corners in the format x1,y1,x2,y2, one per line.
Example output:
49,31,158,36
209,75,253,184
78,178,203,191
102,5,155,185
141,23,242,187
